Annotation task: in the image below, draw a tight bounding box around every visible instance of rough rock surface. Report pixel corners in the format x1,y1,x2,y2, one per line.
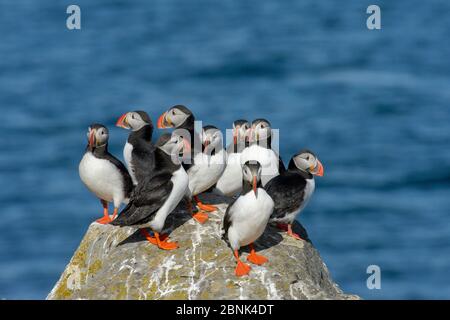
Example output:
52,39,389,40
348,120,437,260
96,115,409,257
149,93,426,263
48,194,359,300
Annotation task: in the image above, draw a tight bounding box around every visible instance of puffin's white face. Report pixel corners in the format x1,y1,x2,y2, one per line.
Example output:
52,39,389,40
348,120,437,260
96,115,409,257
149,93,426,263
293,151,324,176
116,111,149,131
157,106,191,128
202,128,223,149
158,133,191,161
233,121,250,144
87,125,109,147
249,119,271,142
242,161,262,196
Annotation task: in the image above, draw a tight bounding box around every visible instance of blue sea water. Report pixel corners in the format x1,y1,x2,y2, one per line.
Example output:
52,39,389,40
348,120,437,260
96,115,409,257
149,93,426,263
1,0,450,299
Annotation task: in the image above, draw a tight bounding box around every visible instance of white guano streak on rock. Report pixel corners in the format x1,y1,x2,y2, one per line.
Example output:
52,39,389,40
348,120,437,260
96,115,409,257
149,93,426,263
118,261,135,300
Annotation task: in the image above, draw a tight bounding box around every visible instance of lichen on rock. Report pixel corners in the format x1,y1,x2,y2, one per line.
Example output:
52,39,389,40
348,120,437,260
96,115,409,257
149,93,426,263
47,194,359,300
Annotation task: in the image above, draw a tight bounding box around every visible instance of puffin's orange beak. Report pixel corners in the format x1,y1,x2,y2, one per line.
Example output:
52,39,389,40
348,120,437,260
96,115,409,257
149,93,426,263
158,112,173,128
204,139,210,148
233,134,237,145
252,175,257,197
88,130,95,147
313,160,324,177
116,113,129,129
157,112,166,128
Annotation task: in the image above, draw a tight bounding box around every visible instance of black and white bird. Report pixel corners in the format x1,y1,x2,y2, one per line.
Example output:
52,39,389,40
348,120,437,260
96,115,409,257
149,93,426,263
110,132,190,250
116,111,155,185
213,119,250,197
222,161,274,277
79,124,133,224
265,150,324,240
240,118,286,187
157,105,225,224
184,125,227,223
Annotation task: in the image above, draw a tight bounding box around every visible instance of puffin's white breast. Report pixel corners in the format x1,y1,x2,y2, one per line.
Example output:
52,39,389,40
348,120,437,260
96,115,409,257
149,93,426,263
214,152,243,196
240,145,280,186
188,149,227,195
227,189,274,249
123,142,137,185
79,152,125,203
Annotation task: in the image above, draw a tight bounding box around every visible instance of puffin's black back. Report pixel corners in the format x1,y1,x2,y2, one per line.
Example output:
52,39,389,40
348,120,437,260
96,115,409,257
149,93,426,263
111,146,180,226
127,124,156,183
265,169,307,220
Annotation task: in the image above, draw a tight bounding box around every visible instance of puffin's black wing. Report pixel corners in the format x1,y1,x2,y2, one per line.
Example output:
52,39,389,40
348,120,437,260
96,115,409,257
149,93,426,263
265,173,306,220
111,172,173,226
222,197,239,240
132,143,156,183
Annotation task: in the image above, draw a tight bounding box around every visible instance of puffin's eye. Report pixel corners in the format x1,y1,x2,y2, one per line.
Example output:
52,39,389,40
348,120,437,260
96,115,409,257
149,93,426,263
172,110,176,116
131,114,135,120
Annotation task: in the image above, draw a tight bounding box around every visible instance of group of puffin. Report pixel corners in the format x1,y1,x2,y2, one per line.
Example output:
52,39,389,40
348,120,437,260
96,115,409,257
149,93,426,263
78,105,324,276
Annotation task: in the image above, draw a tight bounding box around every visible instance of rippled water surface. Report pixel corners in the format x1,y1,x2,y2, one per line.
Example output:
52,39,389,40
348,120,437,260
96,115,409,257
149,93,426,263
1,0,450,299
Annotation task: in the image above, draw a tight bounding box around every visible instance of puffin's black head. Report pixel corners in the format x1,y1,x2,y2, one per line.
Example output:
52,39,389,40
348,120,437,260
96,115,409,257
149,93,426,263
202,125,223,150
157,105,194,129
87,123,109,149
232,119,250,144
289,149,324,177
116,110,153,132
156,132,191,160
242,160,262,197
249,118,272,143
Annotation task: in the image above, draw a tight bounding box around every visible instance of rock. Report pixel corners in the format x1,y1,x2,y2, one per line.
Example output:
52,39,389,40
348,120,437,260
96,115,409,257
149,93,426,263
47,194,359,300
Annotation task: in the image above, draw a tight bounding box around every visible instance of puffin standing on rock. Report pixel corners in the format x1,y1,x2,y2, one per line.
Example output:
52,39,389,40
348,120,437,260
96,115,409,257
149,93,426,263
222,161,274,277
240,118,285,187
116,111,155,185
79,124,133,224
213,120,250,197
110,132,190,250
184,125,226,222
266,150,324,240
157,105,224,223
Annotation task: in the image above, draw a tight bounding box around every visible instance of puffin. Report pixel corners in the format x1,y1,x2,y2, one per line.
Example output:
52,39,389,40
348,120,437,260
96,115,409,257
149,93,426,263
184,125,227,222
116,111,155,185
79,124,133,224
240,118,286,186
213,119,250,197
157,105,224,223
222,161,274,277
265,149,324,240
110,132,190,250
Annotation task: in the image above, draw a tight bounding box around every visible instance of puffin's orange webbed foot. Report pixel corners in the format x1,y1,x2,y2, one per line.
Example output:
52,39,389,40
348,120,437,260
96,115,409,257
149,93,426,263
194,196,217,212
140,229,177,250
97,200,112,224
235,260,251,277
96,216,112,224
192,211,209,224
247,243,268,265
158,239,179,250
197,202,217,212
247,252,268,265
